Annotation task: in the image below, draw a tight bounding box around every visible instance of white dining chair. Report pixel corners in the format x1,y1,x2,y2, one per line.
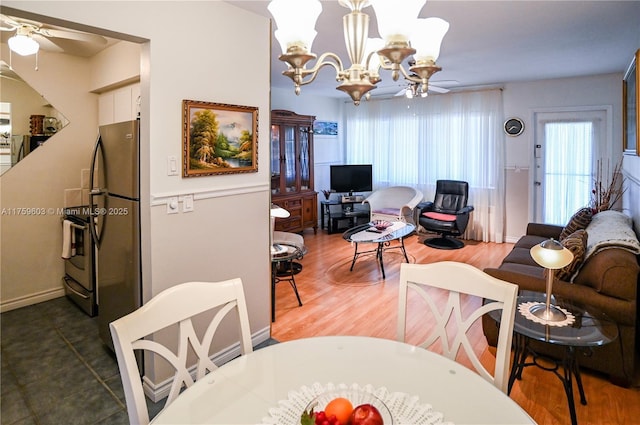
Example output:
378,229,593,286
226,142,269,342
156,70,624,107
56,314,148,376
397,261,518,393
110,278,253,425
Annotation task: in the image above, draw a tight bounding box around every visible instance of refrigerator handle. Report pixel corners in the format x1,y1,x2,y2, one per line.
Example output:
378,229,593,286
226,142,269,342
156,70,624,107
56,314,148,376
89,134,104,248
88,192,103,249
89,133,103,194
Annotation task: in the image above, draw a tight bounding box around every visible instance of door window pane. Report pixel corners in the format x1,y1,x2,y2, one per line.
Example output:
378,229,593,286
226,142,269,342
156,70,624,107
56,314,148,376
543,121,593,225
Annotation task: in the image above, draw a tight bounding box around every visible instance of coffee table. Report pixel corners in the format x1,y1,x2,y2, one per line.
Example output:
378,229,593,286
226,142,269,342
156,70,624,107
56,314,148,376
342,222,415,279
488,290,618,425
271,241,307,322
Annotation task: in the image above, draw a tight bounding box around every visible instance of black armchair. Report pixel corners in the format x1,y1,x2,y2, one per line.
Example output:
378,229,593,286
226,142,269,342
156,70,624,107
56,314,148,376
419,180,474,249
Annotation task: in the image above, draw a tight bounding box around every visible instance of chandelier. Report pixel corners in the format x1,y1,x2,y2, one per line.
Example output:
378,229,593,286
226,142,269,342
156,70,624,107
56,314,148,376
268,0,449,105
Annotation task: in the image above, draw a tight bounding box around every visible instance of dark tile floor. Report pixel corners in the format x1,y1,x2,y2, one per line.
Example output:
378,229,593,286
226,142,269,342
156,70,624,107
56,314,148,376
0,296,277,425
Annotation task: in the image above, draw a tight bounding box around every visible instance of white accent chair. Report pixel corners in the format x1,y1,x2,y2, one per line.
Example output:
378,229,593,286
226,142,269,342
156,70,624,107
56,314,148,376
397,261,518,393
363,186,423,223
110,278,253,425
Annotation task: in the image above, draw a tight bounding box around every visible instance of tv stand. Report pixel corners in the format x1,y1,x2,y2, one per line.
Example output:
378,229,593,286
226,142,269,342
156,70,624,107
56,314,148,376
321,197,370,234
341,194,364,203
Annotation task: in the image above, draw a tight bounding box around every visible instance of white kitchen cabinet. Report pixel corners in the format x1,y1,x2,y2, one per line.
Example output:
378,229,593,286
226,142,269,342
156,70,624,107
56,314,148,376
98,83,140,126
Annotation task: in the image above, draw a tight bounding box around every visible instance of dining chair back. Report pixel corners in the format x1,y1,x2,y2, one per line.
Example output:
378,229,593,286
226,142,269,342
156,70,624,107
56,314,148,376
110,278,253,425
397,261,517,393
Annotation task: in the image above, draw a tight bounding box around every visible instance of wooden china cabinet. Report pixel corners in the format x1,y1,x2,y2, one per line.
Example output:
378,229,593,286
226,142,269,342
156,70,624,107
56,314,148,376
270,110,317,233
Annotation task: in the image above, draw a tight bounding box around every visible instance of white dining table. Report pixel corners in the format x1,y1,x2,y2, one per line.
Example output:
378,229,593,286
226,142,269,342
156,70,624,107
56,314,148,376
151,335,534,425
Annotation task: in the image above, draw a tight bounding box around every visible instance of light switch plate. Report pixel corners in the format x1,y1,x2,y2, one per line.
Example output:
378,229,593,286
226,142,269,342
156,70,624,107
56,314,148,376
182,194,194,212
167,156,179,176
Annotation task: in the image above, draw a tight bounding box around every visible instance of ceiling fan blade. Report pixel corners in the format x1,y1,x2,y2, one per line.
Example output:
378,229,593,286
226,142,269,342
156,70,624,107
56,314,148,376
35,27,107,44
394,88,406,97
32,34,65,53
429,85,450,94
0,14,22,30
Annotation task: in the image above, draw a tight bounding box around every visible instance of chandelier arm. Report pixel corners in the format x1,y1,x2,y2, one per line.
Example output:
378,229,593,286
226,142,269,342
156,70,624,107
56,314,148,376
290,52,346,86
398,65,422,84
363,52,383,81
377,57,404,81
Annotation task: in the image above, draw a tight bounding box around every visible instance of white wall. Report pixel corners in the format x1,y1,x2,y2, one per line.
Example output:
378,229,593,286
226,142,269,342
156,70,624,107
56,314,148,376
623,155,640,235
2,0,272,388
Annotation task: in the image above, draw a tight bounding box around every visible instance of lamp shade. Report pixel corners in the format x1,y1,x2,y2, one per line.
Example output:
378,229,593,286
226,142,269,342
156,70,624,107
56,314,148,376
8,34,39,56
412,17,449,63
370,0,426,45
269,0,322,53
270,204,290,218
530,239,574,270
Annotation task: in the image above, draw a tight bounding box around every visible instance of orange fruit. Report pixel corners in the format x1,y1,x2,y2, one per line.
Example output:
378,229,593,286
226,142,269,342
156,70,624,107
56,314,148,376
324,397,354,425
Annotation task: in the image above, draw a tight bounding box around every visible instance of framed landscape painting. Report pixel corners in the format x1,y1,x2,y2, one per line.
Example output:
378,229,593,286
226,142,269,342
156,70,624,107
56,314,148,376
182,100,258,176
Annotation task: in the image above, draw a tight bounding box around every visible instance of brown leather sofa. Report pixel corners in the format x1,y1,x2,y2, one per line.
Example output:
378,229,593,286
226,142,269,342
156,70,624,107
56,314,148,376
482,217,640,386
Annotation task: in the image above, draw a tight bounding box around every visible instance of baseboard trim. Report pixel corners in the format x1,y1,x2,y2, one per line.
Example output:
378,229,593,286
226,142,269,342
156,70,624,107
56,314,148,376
0,288,65,313
142,325,271,403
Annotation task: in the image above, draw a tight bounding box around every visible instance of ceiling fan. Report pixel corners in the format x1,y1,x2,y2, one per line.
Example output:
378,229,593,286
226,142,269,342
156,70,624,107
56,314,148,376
394,80,458,99
0,14,107,57
392,60,456,98
394,80,452,98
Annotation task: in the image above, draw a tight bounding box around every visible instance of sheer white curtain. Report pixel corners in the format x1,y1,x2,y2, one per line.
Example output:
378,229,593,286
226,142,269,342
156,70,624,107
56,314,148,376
344,89,505,242
542,121,594,225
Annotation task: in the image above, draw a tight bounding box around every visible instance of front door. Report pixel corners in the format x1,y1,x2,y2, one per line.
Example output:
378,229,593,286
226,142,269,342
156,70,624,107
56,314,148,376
533,109,608,225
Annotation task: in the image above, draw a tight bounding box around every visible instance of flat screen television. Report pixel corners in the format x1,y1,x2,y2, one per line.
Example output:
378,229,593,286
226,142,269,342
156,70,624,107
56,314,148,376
330,164,373,194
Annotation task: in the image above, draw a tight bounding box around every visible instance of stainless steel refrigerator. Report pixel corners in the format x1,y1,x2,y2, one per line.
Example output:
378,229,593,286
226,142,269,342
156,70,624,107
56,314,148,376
89,119,141,352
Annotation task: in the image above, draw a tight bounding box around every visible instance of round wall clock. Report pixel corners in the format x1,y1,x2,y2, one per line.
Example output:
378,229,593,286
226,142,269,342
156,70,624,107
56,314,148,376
504,118,524,136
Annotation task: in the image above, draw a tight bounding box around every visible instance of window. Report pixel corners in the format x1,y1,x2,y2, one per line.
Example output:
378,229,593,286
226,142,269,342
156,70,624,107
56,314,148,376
344,89,505,242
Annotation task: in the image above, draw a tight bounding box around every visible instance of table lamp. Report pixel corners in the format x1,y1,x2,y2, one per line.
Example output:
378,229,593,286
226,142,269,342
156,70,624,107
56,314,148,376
270,204,290,255
529,238,574,321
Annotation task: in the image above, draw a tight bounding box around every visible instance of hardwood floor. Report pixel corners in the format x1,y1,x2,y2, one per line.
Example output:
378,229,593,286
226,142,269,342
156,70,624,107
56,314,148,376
271,228,640,425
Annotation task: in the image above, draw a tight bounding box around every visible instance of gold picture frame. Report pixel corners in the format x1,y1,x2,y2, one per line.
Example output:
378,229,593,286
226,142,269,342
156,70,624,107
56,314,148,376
182,100,258,177
623,49,639,155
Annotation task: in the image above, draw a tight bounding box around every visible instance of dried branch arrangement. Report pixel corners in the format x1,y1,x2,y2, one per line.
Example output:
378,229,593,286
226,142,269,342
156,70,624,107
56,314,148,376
590,159,626,213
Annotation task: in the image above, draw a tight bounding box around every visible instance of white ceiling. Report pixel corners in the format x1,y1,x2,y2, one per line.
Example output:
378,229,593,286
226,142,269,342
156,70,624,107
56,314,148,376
2,1,638,101
226,0,640,99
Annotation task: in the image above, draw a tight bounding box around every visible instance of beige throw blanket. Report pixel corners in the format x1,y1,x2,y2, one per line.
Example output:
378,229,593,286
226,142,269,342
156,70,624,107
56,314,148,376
585,210,640,260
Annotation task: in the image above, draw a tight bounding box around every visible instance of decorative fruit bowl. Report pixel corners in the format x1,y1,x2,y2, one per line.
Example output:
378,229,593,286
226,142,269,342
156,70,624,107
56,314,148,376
371,220,392,231
302,389,393,425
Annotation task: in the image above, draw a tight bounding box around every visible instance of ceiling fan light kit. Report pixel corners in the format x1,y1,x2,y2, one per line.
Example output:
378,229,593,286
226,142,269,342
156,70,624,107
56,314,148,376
8,31,39,56
268,0,449,105
2,14,109,70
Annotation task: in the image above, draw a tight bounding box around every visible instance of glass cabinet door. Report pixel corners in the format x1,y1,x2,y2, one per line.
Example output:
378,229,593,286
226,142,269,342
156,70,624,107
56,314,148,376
299,126,311,191
270,125,281,194
283,125,296,193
